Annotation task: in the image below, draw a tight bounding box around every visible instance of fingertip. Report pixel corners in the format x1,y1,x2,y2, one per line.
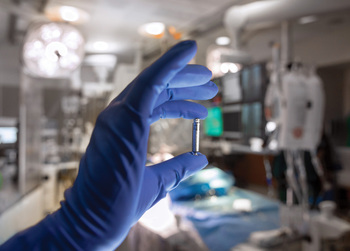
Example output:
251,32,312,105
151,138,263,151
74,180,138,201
193,65,212,79
208,81,219,95
189,104,207,120
199,108,208,120
183,152,208,167
177,40,196,48
125,40,198,115
169,40,197,60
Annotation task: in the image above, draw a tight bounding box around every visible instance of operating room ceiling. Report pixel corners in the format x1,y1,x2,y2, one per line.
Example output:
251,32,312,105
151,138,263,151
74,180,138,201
0,0,252,62
1,0,350,65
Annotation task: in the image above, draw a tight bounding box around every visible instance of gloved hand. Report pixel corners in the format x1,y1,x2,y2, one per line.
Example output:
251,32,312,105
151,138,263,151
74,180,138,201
0,40,218,251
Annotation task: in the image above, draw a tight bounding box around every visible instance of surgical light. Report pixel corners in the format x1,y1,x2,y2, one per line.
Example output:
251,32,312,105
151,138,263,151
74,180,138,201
216,36,231,46
23,22,85,78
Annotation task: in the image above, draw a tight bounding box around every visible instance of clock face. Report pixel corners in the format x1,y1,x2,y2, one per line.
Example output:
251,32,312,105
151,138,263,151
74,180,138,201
23,22,85,78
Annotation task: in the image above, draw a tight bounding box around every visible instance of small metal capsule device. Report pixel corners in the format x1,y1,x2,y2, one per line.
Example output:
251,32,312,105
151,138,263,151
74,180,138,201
192,118,200,155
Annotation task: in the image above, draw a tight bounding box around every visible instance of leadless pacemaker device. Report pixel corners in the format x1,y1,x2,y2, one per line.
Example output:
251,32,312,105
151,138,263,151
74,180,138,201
192,118,200,155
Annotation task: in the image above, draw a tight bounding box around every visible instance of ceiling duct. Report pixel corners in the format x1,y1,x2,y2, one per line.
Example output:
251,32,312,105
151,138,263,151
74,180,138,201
224,0,350,50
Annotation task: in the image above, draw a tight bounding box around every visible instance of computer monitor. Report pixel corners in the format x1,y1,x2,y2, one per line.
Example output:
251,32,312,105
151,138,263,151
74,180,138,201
222,72,242,104
0,118,18,148
222,104,242,139
204,106,223,137
241,63,268,103
0,127,18,144
241,102,265,139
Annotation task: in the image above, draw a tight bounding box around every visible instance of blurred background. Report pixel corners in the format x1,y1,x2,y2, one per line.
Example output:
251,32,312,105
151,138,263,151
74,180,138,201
1,0,350,250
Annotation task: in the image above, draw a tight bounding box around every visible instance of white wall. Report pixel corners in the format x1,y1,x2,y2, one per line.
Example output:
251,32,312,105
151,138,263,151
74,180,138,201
0,187,45,244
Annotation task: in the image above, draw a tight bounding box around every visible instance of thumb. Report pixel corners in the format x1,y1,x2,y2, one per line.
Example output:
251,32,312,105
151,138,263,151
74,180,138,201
137,152,208,217
152,152,208,191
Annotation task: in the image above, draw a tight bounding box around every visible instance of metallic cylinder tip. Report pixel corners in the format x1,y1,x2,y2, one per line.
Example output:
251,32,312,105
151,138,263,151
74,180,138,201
192,118,200,155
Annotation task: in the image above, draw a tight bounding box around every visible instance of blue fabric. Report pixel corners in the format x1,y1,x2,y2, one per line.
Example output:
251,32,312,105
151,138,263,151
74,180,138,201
171,189,280,251
0,40,218,251
190,210,280,251
170,167,235,201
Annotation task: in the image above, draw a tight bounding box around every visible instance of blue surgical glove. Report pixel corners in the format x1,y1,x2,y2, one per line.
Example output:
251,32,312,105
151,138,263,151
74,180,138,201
0,40,218,251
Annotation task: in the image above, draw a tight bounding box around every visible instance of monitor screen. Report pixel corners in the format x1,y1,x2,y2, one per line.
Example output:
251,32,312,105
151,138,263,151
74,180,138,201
204,107,223,137
222,104,242,139
0,127,18,144
222,73,242,103
241,102,264,138
241,63,267,103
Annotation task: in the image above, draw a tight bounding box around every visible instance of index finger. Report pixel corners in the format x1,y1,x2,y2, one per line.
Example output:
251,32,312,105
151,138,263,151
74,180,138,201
125,40,198,116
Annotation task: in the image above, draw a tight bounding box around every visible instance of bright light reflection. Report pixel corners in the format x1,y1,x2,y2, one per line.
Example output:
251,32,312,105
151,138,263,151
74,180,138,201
59,6,80,22
269,139,278,150
200,168,220,179
144,22,165,35
139,196,176,237
220,62,241,74
266,121,277,132
0,128,18,144
216,36,231,46
233,199,252,212
93,41,109,51
249,137,263,152
209,179,227,189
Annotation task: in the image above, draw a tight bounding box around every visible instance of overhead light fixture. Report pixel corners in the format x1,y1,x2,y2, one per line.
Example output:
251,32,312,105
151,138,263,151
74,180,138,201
207,46,249,78
93,41,109,51
139,22,165,38
299,15,317,25
216,36,231,46
22,22,85,78
220,62,241,74
145,22,165,35
59,6,80,22
45,5,90,24
84,54,117,68
85,40,120,53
